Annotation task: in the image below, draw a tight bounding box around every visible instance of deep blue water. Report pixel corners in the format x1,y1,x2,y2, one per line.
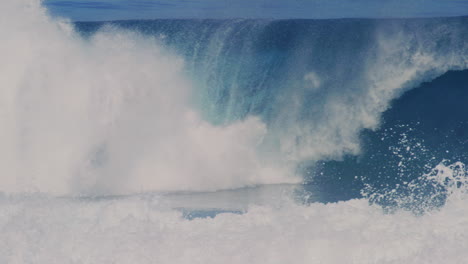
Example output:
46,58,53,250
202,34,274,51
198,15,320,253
310,69,468,203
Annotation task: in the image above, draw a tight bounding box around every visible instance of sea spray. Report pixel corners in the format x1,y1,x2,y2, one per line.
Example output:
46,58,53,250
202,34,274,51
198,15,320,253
0,1,297,195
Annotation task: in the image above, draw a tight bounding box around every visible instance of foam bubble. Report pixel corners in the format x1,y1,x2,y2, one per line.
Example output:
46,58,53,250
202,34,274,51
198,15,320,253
304,72,321,90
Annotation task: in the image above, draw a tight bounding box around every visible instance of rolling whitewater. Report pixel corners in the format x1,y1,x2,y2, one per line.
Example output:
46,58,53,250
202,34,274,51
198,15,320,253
1,1,468,263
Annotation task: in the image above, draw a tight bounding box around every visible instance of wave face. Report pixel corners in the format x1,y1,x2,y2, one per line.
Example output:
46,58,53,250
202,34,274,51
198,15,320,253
1,1,468,263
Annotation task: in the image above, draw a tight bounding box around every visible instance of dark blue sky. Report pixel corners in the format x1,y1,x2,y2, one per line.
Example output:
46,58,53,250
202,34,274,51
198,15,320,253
44,0,468,21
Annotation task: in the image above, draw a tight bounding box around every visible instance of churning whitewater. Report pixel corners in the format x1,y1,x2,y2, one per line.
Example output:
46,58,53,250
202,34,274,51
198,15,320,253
1,1,468,263
1,1,299,195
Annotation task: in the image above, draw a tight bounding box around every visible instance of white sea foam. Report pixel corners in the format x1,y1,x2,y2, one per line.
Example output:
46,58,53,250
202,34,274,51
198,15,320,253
1,165,468,264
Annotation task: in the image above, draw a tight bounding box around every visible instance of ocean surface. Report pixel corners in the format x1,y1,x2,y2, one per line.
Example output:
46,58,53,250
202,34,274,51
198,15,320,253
1,1,468,263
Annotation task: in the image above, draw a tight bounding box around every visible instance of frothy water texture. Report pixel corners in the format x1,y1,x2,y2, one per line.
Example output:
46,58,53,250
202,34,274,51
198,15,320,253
1,1,468,263
2,164,468,264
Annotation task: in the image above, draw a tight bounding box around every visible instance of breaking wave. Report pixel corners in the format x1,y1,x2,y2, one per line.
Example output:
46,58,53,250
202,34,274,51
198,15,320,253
1,1,468,263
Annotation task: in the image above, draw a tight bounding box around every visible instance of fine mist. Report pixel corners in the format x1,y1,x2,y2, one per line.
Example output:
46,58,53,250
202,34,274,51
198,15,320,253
0,1,298,195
